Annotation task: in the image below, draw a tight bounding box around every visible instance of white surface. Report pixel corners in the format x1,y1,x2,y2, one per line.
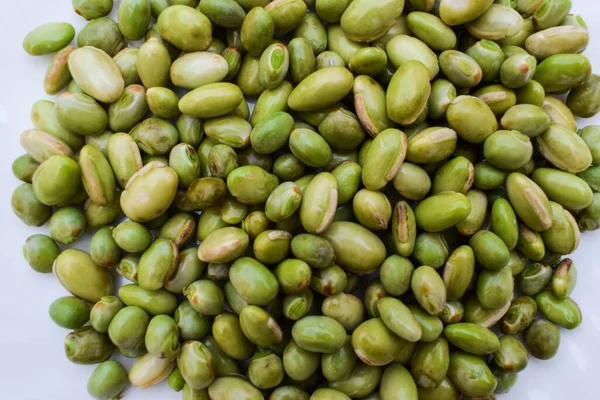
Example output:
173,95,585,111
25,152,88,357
1,1,600,399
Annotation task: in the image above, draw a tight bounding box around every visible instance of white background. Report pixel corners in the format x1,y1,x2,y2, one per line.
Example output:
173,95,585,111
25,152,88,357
1,1,599,399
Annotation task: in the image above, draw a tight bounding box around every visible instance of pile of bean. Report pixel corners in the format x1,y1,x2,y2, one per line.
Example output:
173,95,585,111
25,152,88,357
12,0,600,398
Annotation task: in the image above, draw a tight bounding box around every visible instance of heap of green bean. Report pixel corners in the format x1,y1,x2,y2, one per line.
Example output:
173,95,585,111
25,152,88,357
11,0,600,399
